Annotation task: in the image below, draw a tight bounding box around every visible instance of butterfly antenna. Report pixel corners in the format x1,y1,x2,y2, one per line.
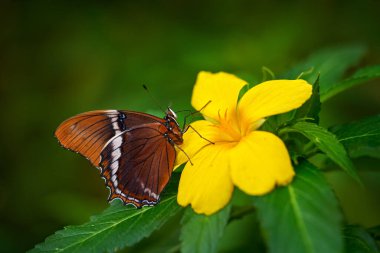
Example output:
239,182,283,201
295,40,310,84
142,84,166,114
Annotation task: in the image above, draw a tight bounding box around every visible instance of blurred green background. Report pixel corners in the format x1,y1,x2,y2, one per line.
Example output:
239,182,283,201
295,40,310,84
1,1,379,252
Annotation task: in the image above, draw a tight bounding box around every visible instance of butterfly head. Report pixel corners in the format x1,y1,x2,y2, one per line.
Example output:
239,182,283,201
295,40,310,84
165,108,177,120
164,108,183,145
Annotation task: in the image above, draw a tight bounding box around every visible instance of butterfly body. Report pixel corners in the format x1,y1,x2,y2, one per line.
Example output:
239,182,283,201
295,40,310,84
55,108,182,207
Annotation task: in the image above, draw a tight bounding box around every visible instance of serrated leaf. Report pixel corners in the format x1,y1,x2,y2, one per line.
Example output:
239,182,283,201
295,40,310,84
29,175,182,253
344,225,379,253
180,205,231,253
331,114,380,159
288,122,360,182
294,76,321,123
283,44,366,99
254,161,343,253
321,65,380,101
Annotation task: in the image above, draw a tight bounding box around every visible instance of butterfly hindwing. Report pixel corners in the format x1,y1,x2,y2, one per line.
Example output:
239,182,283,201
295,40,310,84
99,123,176,207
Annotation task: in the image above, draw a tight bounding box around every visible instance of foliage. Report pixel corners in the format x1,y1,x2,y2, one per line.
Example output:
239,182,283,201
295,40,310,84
254,161,343,253
29,45,380,253
331,114,380,159
343,225,380,253
30,174,182,253
180,205,231,253
287,122,359,182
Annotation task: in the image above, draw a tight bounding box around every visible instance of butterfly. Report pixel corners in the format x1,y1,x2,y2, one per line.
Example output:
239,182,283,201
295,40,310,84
55,108,183,208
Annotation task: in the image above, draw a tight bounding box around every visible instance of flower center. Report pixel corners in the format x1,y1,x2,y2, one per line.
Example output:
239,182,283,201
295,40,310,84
216,109,245,142
219,120,242,142
216,109,266,143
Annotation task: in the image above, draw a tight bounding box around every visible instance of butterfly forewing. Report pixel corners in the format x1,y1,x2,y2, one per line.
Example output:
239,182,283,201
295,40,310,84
55,110,161,166
55,109,181,208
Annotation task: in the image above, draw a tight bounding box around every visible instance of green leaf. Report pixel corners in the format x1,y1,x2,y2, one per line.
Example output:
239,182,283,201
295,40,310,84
283,44,366,99
367,225,380,250
344,225,379,253
29,175,182,253
254,161,343,253
238,84,250,101
260,113,293,134
321,65,380,102
294,75,321,123
367,225,380,241
331,114,380,159
180,205,231,253
288,122,360,182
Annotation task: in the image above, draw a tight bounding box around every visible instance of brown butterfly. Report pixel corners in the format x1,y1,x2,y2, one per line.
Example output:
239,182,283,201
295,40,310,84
55,108,183,207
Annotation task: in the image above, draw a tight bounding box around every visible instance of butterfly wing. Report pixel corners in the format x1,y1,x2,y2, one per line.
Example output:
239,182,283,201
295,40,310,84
55,110,160,166
99,122,176,207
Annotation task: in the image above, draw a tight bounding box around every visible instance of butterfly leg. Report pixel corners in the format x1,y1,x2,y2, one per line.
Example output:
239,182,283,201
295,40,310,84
174,144,194,166
181,100,212,130
184,125,215,145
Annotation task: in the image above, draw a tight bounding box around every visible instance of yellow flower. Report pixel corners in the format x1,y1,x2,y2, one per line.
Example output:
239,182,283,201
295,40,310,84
176,71,312,215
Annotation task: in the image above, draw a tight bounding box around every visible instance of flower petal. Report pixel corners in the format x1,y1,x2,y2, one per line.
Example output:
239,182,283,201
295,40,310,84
175,120,235,167
177,143,234,215
175,120,213,168
230,131,294,195
192,71,247,121
238,79,312,125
